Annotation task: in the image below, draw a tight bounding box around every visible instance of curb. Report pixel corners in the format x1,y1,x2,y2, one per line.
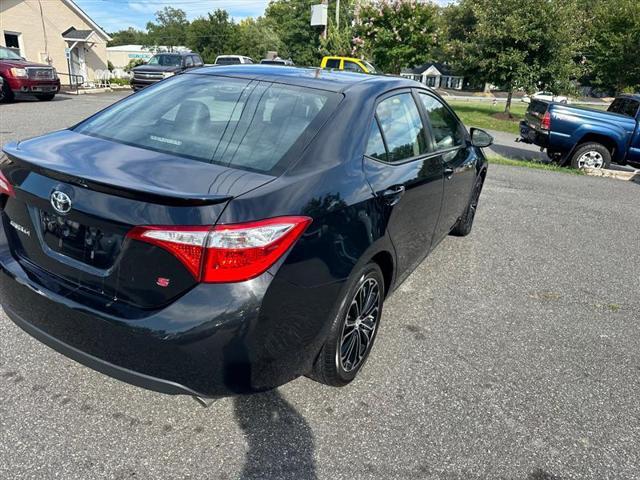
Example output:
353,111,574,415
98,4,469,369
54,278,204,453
583,167,640,183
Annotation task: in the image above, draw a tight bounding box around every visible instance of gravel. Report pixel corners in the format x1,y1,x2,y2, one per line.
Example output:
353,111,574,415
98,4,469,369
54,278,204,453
1,92,639,479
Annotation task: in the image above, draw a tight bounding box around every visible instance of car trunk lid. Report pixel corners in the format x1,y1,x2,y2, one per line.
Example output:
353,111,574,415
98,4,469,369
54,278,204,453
1,130,274,312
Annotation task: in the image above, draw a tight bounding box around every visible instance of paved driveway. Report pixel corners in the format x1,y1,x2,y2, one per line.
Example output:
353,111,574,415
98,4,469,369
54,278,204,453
1,92,639,479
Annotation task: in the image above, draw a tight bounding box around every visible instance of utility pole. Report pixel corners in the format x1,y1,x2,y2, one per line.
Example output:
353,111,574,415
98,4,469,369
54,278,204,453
322,0,328,39
336,0,340,30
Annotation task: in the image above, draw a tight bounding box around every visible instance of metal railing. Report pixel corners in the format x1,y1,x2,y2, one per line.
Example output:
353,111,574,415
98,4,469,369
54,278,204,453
56,72,85,93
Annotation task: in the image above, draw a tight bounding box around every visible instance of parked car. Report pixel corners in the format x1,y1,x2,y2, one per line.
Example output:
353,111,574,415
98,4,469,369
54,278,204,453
521,91,569,104
214,55,254,65
260,58,294,66
321,56,377,74
0,46,60,102
130,52,203,91
519,95,640,169
0,66,490,400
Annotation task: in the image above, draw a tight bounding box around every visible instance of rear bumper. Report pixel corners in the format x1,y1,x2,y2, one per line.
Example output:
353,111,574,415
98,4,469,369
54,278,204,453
0,238,341,397
519,120,549,148
3,303,203,396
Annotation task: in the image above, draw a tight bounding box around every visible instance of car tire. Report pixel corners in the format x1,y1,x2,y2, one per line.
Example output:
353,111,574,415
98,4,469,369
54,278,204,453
570,142,611,170
308,262,385,387
35,93,55,101
1,79,14,103
451,174,485,237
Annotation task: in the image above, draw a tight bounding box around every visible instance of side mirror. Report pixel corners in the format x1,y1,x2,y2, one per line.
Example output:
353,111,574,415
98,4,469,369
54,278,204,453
470,128,493,148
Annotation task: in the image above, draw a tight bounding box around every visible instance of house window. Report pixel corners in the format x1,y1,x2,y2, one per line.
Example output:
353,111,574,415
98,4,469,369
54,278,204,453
4,32,21,56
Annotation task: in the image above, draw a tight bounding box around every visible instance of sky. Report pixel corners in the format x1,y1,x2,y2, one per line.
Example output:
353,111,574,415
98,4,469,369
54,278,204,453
74,0,273,33
74,0,451,34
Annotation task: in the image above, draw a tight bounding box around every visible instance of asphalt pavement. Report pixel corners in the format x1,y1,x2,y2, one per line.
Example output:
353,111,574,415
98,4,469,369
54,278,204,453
1,92,639,479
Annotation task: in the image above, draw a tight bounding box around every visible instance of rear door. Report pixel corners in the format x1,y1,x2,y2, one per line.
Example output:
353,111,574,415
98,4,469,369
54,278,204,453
363,90,444,279
417,92,477,241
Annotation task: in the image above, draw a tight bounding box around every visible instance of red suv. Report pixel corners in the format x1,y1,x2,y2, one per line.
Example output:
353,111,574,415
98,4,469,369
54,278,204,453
0,46,60,102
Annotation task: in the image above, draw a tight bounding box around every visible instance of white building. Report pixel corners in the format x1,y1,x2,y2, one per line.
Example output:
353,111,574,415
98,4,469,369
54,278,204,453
400,62,464,90
106,45,191,69
1,0,111,85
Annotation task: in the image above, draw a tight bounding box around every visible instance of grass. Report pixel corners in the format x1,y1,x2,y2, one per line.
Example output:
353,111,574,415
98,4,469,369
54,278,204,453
449,100,527,135
488,154,583,175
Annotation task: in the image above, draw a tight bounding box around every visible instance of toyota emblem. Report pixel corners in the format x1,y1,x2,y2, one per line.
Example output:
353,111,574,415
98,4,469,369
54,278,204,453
50,190,72,214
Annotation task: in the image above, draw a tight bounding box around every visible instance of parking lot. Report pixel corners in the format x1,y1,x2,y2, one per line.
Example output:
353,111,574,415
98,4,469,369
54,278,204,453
1,93,639,479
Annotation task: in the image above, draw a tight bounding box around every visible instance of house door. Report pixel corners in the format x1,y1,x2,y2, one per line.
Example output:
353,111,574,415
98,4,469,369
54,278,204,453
69,46,87,85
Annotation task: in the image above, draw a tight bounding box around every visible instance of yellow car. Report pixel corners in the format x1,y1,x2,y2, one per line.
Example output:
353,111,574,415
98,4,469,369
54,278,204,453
320,56,377,74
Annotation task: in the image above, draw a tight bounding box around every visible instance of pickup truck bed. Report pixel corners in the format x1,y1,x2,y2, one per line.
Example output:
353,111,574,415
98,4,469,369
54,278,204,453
519,95,640,169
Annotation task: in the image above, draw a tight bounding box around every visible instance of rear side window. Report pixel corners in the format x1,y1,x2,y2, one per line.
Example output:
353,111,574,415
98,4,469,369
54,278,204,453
375,94,427,162
343,61,364,73
608,98,640,118
74,75,337,174
324,59,340,69
365,120,387,161
419,94,465,151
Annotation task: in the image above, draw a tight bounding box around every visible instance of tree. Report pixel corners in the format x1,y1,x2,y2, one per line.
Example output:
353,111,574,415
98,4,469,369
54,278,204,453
187,10,238,63
234,18,288,61
146,7,189,50
352,0,440,74
264,0,322,66
587,0,640,93
444,0,584,114
107,27,149,47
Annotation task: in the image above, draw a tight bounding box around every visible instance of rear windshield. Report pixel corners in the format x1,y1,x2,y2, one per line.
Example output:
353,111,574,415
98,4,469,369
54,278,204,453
148,55,181,67
73,74,337,174
608,98,640,118
527,99,549,116
216,57,241,65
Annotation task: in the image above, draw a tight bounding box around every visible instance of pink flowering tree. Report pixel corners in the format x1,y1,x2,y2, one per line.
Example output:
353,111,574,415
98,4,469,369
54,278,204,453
352,0,440,74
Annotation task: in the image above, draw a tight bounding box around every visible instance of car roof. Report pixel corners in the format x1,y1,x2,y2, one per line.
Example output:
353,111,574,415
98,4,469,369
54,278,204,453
190,65,419,93
155,51,195,56
323,56,362,62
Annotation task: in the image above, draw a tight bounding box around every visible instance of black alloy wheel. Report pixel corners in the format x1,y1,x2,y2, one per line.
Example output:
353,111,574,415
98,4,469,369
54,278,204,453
309,263,385,386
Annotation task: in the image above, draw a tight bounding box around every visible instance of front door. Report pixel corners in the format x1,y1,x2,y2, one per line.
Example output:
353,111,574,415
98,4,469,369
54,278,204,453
417,92,478,241
363,91,444,281
69,45,87,85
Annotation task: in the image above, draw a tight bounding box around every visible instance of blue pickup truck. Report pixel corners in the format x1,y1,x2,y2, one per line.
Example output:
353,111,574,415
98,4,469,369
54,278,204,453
519,95,640,169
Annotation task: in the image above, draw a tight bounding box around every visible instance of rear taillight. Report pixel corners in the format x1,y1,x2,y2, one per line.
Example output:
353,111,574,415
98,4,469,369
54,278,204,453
127,216,312,283
541,111,551,130
0,170,15,197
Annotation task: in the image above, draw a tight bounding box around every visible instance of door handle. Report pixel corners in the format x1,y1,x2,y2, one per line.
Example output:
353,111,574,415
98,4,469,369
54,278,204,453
380,185,405,206
444,167,454,179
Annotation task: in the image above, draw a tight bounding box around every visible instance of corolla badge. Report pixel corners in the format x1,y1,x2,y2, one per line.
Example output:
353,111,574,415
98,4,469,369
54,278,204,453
50,190,72,214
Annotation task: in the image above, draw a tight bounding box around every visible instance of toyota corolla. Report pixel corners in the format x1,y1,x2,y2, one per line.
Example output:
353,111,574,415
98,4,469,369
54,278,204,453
0,66,491,400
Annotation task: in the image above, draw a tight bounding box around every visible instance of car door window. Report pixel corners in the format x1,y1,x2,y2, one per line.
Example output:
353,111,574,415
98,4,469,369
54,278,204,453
184,56,194,68
365,120,387,161
324,59,340,69
419,94,465,151
376,94,427,162
343,61,364,73
608,98,640,118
